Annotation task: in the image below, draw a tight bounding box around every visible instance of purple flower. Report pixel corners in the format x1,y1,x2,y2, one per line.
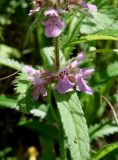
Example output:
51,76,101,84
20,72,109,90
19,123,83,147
55,68,74,94
32,79,47,100
75,68,94,94
23,66,47,100
70,52,84,68
79,0,97,12
43,9,65,37
87,3,97,12
75,74,93,95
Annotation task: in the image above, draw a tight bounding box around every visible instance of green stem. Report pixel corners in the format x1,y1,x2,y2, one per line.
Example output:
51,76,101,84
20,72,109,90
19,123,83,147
64,0,69,9
54,36,60,71
59,119,67,160
48,87,59,123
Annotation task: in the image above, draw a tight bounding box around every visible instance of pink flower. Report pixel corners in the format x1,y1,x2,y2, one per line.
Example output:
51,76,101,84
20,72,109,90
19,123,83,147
43,9,65,37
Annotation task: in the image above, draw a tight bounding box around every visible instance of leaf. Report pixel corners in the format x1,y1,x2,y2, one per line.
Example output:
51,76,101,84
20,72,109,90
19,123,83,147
54,91,90,160
0,44,21,58
15,72,28,95
24,11,43,47
40,137,56,160
92,142,118,160
89,121,118,141
41,47,65,71
69,30,118,46
0,56,23,71
62,14,84,56
107,61,118,77
80,7,118,34
15,73,49,117
19,119,59,140
0,94,17,109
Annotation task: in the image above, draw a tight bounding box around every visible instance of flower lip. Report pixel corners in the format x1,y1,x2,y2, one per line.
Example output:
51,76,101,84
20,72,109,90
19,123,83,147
44,9,59,17
55,75,74,94
43,10,65,38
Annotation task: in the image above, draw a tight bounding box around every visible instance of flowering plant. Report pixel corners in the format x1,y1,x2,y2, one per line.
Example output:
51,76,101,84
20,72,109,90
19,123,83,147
1,0,118,159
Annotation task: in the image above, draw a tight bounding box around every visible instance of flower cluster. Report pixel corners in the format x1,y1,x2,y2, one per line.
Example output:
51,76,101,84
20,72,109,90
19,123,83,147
28,0,97,38
23,53,94,100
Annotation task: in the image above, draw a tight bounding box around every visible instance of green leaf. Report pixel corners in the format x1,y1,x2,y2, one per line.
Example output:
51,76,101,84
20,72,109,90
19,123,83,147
107,61,118,77
15,72,28,95
0,94,17,109
0,44,21,58
40,137,56,160
92,142,118,160
89,121,118,140
41,47,65,71
54,91,90,160
24,11,43,47
19,119,59,140
69,30,118,46
80,7,118,34
15,73,49,117
0,56,23,71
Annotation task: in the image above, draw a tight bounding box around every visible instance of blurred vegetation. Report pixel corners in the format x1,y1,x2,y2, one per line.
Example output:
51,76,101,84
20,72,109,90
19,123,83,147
0,0,118,160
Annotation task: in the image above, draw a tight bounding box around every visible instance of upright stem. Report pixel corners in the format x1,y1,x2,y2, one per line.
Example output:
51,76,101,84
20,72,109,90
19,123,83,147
54,36,60,71
59,120,67,160
64,0,69,9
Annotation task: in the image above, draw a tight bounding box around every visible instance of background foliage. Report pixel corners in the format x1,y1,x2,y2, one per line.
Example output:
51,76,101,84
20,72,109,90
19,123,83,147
0,0,118,159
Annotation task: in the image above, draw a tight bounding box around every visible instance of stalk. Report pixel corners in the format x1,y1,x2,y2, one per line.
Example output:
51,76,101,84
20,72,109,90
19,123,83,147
54,36,60,71
64,0,69,9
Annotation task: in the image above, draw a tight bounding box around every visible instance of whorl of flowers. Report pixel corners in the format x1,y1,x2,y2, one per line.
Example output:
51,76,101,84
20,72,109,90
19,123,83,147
28,0,97,38
23,53,94,100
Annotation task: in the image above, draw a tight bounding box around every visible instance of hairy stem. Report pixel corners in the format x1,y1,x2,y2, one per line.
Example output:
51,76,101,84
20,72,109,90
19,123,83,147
64,0,69,9
54,36,60,71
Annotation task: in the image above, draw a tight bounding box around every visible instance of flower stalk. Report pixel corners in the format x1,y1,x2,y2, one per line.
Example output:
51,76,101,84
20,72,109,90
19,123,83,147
54,36,60,71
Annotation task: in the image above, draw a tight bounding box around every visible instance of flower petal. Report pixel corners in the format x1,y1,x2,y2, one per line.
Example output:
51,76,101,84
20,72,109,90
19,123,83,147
32,85,47,100
75,74,93,94
55,75,74,94
87,3,97,12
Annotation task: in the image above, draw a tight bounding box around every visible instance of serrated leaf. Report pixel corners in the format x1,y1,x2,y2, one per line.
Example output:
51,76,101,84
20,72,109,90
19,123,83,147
89,121,118,140
41,47,65,71
15,72,28,95
0,56,23,71
107,61,118,77
15,73,48,116
92,142,118,160
69,31,118,46
17,82,34,113
54,91,90,160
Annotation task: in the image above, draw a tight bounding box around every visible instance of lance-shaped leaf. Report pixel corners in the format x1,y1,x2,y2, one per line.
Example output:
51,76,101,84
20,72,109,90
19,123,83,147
92,142,118,160
54,91,90,160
